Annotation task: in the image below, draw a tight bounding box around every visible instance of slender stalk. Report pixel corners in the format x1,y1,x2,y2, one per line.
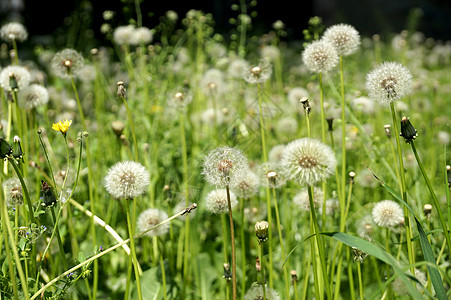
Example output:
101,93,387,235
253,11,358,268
259,242,267,300
319,72,326,143
339,57,347,208
125,199,143,300
221,214,230,300
356,262,364,300
272,187,290,298
226,186,237,300
410,141,451,254
50,206,68,270
389,103,414,272
307,185,331,300
30,203,197,300
240,197,246,300
8,156,34,224
256,82,274,286
1,182,29,299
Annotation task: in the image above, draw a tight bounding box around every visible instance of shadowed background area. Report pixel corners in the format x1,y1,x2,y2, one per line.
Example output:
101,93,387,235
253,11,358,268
1,0,450,51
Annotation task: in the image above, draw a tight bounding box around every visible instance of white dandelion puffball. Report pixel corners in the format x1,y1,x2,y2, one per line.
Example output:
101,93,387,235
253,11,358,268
281,138,336,186
0,65,31,91
205,188,238,214
104,161,150,199
293,187,323,211
322,23,360,56
372,200,404,227
202,146,248,188
302,40,339,73
0,22,28,42
244,283,280,300
365,61,412,105
19,84,49,109
51,49,85,78
137,208,169,237
230,170,260,199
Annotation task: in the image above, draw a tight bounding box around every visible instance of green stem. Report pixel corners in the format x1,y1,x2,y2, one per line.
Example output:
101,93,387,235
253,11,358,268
125,199,143,300
410,141,451,255
357,262,363,300
1,180,29,299
339,57,347,206
389,102,414,272
240,198,246,300
259,242,267,300
272,187,290,298
319,72,326,143
50,206,68,270
8,157,34,224
221,214,230,300
226,186,237,300
30,203,197,300
121,94,139,161
307,185,331,300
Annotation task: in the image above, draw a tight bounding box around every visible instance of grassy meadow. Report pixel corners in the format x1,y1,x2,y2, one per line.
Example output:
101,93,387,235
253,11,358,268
0,4,450,300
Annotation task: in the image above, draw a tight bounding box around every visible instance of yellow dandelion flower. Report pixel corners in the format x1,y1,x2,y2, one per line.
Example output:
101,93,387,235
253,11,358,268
52,119,72,134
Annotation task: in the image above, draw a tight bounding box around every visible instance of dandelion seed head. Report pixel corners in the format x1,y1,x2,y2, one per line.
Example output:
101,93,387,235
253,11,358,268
322,24,360,56
261,45,280,62
302,40,339,73
230,170,259,199
167,88,192,110
19,84,49,109
243,59,272,84
0,65,31,91
129,27,153,45
0,22,28,42
257,162,287,189
350,96,375,114
202,146,248,188
113,25,135,45
137,208,169,237
281,138,336,185
268,144,286,164
51,49,85,78
227,58,250,79
365,62,412,105
372,200,404,228
3,178,25,207
104,161,150,199
293,187,323,211
205,188,238,214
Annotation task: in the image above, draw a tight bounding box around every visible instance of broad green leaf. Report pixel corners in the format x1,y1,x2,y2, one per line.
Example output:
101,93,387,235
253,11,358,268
322,232,425,300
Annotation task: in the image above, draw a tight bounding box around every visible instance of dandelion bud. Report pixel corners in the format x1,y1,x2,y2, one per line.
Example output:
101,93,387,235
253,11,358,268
300,96,311,114
352,247,368,263
111,120,125,137
326,117,334,131
384,124,391,138
255,220,269,244
400,116,418,143
447,165,451,187
41,180,57,207
223,263,232,281
117,81,126,98
423,204,432,219
349,171,356,183
291,270,298,284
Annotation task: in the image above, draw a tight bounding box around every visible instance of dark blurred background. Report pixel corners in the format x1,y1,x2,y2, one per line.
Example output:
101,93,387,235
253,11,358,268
1,0,451,50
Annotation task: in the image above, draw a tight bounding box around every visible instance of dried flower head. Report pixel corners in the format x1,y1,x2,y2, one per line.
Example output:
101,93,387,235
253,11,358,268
202,146,248,188
0,65,31,91
365,61,412,105
51,49,85,78
281,138,336,186
3,177,25,207
137,208,169,237
19,84,49,109
244,283,280,300
372,200,404,228
205,188,238,214
302,40,339,73
230,170,260,199
0,22,28,42
243,59,272,84
293,187,323,211
104,161,150,199
322,24,360,56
